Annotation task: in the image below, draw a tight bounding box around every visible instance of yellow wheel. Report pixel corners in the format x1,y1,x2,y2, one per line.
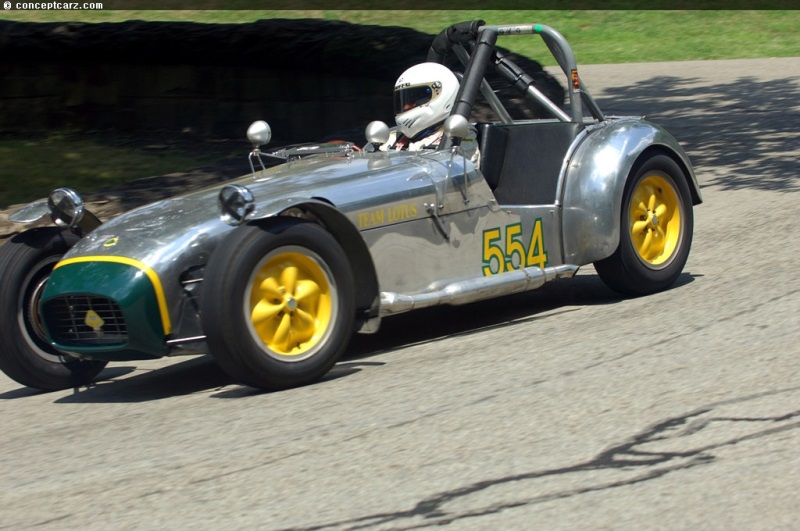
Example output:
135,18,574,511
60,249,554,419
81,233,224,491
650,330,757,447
202,219,355,390
247,249,335,361
595,154,694,296
628,173,683,268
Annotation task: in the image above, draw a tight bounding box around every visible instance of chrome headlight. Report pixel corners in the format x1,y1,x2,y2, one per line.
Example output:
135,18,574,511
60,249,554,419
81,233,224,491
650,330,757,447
247,120,272,148
218,185,255,226
48,188,85,228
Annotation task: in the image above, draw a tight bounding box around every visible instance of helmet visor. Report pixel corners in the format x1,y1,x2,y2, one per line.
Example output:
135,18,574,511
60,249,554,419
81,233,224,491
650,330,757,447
394,85,433,115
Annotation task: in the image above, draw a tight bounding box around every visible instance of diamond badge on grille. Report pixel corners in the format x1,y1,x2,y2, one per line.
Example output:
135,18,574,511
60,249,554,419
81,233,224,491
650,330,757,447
84,310,105,331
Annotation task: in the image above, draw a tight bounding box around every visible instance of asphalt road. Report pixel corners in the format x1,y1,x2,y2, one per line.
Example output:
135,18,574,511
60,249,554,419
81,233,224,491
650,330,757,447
1,58,798,530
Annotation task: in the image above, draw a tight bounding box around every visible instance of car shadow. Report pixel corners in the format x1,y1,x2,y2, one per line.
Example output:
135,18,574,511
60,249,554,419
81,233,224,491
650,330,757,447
344,272,621,360
345,271,696,359
51,356,234,404
5,272,695,403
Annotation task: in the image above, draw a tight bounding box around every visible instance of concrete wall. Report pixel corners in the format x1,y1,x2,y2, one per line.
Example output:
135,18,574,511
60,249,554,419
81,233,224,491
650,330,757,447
0,61,388,142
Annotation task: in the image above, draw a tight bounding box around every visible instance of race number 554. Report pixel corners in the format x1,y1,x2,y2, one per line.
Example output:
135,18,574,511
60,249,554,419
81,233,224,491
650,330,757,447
482,220,548,276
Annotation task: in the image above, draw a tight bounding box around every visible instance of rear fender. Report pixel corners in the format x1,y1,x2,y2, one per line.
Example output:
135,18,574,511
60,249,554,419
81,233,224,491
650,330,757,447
561,119,701,265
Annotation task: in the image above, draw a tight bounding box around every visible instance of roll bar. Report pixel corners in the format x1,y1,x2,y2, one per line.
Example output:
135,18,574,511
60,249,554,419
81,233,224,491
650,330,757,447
427,21,605,125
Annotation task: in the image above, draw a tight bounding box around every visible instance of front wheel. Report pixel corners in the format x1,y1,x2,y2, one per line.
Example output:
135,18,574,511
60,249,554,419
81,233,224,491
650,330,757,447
595,154,694,296
0,228,108,390
201,219,355,390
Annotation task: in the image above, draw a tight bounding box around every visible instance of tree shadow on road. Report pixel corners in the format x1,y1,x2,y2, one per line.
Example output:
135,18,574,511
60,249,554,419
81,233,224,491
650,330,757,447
293,386,800,530
596,73,799,193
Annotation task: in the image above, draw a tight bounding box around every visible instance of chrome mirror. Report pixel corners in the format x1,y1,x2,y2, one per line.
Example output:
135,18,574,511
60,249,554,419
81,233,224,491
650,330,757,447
365,121,390,145
444,115,469,140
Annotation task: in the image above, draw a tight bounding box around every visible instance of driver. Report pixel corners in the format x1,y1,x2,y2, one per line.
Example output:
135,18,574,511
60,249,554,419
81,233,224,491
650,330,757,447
381,62,479,163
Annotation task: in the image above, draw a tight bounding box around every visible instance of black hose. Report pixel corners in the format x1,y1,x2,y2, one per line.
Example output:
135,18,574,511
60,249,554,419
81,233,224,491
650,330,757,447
493,48,536,95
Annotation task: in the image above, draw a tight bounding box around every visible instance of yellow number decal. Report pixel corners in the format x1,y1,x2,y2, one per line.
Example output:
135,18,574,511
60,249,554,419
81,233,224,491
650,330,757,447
526,218,549,269
505,223,526,270
483,219,549,276
482,228,505,276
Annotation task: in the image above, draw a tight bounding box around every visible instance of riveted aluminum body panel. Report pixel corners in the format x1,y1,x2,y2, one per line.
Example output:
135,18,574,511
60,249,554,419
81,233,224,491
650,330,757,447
361,204,562,296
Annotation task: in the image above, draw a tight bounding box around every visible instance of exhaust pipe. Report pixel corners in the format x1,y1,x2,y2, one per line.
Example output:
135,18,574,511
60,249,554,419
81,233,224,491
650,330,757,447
379,264,578,316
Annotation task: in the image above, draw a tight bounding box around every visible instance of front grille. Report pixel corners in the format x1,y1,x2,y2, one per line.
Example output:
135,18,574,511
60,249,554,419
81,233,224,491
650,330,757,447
44,296,127,347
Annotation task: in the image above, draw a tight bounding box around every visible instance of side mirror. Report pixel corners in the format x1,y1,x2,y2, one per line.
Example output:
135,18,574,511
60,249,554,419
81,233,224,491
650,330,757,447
365,120,390,145
247,120,272,148
443,115,469,140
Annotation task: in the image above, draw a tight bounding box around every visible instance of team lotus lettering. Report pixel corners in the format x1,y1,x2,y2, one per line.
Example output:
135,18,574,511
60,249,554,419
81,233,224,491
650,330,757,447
358,204,419,229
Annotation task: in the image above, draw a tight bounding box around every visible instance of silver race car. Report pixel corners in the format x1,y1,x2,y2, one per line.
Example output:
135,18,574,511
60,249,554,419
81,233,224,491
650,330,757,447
0,21,702,391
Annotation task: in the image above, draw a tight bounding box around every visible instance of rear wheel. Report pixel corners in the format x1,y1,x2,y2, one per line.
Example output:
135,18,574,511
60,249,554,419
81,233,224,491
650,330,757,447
595,154,694,296
0,228,108,390
201,219,355,390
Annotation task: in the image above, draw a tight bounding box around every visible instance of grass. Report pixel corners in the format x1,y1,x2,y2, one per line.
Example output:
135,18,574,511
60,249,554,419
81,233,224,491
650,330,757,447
0,133,235,208
1,10,797,208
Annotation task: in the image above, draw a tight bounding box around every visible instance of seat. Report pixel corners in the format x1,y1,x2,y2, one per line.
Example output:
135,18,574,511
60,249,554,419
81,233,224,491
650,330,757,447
477,121,581,205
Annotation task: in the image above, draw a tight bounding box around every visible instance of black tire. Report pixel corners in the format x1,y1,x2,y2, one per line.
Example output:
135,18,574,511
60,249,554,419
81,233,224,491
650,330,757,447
201,219,355,390
594,154,694,296
0,228,108,390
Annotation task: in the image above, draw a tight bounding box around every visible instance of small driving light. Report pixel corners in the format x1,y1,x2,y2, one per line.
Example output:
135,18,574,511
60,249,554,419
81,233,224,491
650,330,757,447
218,185,255,226
247,120,272,148
48,188,85,228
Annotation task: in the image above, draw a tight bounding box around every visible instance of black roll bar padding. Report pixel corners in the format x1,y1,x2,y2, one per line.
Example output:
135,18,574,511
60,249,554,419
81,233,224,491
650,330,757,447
451,27,498,120
492,48,536,95
426,19,486,63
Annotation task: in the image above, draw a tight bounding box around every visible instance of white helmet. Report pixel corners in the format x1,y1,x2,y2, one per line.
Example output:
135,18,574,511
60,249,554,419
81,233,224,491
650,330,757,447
393,62,459,139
